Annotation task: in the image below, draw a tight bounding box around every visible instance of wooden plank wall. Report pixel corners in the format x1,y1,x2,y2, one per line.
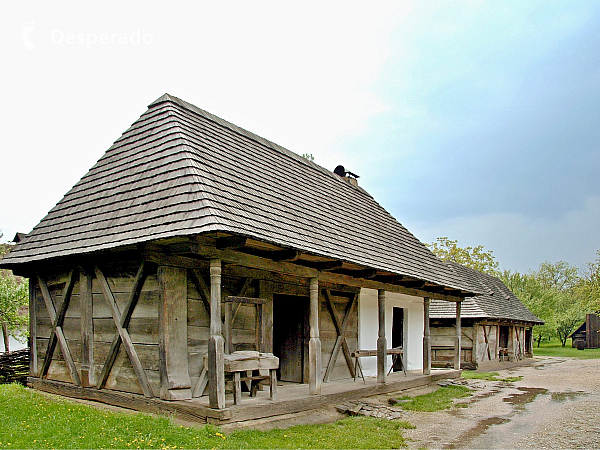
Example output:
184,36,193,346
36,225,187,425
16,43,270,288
319,291,358,381
34,261,160,396
431,326,474,363
33,258,360,398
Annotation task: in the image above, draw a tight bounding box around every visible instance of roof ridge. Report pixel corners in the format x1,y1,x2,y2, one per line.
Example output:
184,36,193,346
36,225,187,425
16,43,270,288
149,93,377,199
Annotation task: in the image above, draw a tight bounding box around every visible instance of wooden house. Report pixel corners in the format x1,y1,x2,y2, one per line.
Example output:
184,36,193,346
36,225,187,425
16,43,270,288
430,263,543,367
0,94,479,420
569,313,600,349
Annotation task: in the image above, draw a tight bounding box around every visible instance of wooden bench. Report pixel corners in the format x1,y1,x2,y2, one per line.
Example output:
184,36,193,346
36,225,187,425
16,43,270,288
351,347,406,383
200,351,279,405
498,348,509,361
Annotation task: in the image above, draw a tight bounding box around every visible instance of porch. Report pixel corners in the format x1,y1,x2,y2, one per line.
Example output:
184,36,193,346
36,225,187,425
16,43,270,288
29,368,461,425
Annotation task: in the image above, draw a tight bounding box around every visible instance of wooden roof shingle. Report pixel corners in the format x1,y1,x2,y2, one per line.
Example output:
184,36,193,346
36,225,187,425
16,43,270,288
430,262,544,324
1,94,476,293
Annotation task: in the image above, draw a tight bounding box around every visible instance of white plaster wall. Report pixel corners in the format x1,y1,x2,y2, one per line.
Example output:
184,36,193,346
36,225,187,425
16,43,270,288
358,288,424,376
0,335,26,353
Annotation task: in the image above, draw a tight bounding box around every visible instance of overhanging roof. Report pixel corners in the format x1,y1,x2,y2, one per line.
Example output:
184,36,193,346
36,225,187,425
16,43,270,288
1,94,477,294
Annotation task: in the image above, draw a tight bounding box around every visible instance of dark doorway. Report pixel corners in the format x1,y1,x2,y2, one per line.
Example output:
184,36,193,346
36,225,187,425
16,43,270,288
499,326,509,349
391,307,404,372
525,328,532,354
273,294,310,383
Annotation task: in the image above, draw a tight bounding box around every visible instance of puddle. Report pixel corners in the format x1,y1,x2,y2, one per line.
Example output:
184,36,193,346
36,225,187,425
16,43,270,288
551,391,587,402
502,387,548,408
444,417,510,449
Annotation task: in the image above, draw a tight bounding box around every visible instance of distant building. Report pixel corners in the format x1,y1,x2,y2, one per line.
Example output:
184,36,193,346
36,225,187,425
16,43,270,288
430,262,543,367
570,314,600,349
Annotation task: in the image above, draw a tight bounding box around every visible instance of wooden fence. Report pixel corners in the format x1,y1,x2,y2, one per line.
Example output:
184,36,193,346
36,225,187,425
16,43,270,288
0,348,29,385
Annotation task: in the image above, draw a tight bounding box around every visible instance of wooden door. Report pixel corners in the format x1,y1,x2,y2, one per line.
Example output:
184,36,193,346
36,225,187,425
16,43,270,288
273,295,309,383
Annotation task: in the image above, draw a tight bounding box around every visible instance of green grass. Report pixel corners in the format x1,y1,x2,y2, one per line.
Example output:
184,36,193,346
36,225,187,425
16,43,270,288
461,371,522,382
390,385,472,412
0,384,413,449
533,338,600,359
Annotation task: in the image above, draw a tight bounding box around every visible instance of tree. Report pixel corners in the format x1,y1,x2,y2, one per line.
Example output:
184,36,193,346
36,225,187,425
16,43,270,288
428,237,500,275
0,234,29,353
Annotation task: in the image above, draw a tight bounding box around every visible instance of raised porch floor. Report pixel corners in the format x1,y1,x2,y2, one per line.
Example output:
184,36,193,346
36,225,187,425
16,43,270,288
29,368,461,425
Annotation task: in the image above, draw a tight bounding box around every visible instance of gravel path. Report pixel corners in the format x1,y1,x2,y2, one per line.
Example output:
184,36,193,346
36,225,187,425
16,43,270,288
402,357,600,449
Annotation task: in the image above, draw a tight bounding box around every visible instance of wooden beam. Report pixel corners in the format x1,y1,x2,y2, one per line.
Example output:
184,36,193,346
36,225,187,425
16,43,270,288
187,268,211,315
271,249,302,262
322,290,357,382
318,271,465,302
95,266,153,398
454,301,462,370
38,271,81,386
423,297,431,375
377,289,386,384
158,265,192,400
398,280,426,289
187,242,320,278
208,260,225,409
29,277,37,377
79,266,94,387
216,236,247,250
308,278,322,395
224,296,266,304
98,262,148,390
310,261,343,271
351,269,378,279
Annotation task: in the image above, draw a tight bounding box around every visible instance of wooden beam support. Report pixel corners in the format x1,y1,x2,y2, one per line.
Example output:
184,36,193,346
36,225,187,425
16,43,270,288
79,266,94,387
188,242,319,278
311,261,343,271
323,290,357,382
158,265,192,400
319,271,465,301
423,297,431,375
38,271,81,386
351,269,378,279
258,280,274,354
377,289,386,384
271,249,302,262
216,236,247,250
187,268,211,315
97,262,148,391
454,301,462,370
308,278,322,395
95,266,153,398
29,277,37,377
208,259,225,409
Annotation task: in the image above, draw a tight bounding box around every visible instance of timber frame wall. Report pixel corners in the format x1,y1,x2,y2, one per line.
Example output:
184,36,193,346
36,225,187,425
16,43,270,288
26,239,467,411
430,319,535,365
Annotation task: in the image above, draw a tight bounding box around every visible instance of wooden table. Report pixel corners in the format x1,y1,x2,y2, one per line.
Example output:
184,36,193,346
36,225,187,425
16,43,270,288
351,347,406,383
202,351,279,405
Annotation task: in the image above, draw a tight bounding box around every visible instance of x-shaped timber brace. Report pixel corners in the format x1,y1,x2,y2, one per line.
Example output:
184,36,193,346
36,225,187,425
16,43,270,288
323,290,357,382
38,263,154,397
482,325,493,361
190,274,254,398
38,270,81,386
95,262,154,398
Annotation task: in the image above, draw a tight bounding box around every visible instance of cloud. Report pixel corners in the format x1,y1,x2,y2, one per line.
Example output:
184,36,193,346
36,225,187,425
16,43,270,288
412,195,600,273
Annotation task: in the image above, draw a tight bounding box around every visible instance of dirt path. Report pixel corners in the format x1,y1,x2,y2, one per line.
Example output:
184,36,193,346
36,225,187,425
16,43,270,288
402,357,600,449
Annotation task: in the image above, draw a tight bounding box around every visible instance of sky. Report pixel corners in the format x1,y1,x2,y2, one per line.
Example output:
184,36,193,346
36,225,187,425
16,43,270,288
1,1,599,274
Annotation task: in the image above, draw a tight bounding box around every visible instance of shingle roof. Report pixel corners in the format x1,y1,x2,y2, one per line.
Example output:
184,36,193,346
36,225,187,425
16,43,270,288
1,94,474,293
430,262,544,324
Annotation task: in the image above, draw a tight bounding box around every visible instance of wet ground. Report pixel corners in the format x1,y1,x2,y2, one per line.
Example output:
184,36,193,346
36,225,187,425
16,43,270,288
401,357,600,449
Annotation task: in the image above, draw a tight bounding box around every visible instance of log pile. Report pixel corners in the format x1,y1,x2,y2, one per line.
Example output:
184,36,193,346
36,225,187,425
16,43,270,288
0,348,29,385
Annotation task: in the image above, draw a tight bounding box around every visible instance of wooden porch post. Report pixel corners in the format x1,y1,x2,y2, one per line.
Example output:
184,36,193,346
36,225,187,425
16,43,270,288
208,260,225,408
377,289,386,384
423,297,431,375
308,277,322,395
158,266,192,400
454,301,462,370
